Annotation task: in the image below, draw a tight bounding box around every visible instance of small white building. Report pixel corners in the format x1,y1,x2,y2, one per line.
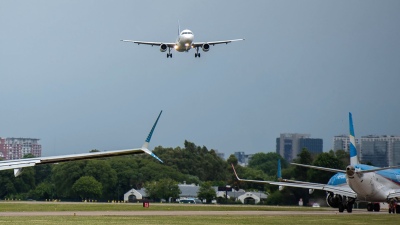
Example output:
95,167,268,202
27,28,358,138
124,188,147,202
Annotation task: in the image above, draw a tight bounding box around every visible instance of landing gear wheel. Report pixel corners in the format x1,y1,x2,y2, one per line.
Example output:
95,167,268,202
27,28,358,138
367,203,373,212
198,53,201,58
346,203,353,213
396,205,400,214
195,53,198,58
167,53,172,58
373,203,380,212
338,204,344,213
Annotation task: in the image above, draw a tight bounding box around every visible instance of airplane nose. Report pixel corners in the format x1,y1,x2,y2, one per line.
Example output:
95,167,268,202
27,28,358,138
346,165,355,177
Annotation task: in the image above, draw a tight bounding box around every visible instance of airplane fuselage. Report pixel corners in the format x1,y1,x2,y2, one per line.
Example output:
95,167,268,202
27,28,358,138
347,165,400,202
175,29,194,52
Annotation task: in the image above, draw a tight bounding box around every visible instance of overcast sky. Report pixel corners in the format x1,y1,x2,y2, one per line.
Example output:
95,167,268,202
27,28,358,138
1,1,399,158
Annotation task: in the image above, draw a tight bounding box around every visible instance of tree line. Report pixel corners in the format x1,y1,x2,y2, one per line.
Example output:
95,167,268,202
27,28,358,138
0,140,349,205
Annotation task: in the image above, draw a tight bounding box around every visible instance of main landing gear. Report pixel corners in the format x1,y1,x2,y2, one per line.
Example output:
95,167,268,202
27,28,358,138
195,47,200,58
366,203,380,212
167,47,172,58
388,201,400,214
338,197,355,213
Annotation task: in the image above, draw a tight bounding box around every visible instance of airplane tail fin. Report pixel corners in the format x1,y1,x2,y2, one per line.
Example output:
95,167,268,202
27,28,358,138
277,159,282,181
142,110,163,163
178,20,181,35
349,112,359,166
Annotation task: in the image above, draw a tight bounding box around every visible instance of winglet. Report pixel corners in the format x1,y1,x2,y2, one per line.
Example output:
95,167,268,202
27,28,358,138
349,112,359,165
277,159,282,181
142,111,163,163
231,164,242,181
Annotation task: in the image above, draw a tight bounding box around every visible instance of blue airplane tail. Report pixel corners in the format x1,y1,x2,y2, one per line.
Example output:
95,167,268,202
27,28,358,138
349,112,360,165
277,159,282,180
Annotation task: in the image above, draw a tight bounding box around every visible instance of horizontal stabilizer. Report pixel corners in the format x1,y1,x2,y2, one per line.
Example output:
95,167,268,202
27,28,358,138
356,165,400,174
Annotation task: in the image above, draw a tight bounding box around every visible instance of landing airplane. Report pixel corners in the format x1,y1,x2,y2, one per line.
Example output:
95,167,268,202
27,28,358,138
0,111,164,177
233,113,400,214
121,24,244,58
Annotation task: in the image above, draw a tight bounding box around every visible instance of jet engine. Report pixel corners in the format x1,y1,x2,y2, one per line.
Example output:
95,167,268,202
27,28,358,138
326,193,340,208
160,44,168,52
202,43,210,52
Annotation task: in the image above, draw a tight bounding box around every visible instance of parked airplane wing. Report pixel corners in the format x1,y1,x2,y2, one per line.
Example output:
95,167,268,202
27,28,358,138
0,111,164,177
268,181,357,198
232,164,356,198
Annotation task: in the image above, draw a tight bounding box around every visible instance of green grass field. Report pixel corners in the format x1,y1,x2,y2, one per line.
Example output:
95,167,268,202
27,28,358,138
0,202,398,225
0,214,398,225
0,201,324,212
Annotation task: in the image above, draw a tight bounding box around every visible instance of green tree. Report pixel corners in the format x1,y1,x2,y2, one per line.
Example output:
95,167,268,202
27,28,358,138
334,149,350,168
72,176,102,200
152,141,229,182
30,181,55,200
197,181,216,203
83,160,117,200
248,152,287,177
308,151,344,184
52,160,86,198
226,154,238,166
292,148,313,181
144,178,181,202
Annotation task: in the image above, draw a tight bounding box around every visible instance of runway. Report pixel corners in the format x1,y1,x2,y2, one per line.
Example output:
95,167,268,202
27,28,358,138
0,209,386,216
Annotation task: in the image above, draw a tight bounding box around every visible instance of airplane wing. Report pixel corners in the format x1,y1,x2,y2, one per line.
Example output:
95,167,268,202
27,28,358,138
268,181,357,198
120,40,175,47
232,164,356,198
0,111,164,177
192,39,244,47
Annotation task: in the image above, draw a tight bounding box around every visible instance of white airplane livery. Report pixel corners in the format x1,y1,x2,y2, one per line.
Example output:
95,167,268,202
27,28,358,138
0,111,164,177
233,113,400,214
121,24,244,58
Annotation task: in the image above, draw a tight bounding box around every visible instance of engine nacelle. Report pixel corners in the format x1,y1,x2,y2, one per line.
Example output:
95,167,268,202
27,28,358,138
202,43,210,52
160,44,167,52
326,193,340,208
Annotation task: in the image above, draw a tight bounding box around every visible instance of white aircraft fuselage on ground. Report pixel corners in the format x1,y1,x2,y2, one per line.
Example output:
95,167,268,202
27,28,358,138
121,27,244,58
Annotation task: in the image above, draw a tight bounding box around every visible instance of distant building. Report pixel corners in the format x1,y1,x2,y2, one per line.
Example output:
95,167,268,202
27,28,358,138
234,152,254,166
0,137,42,160
333,135,360,153
276,133,323,162
214,150,225,160
123,182,268,204
360,135,400,167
